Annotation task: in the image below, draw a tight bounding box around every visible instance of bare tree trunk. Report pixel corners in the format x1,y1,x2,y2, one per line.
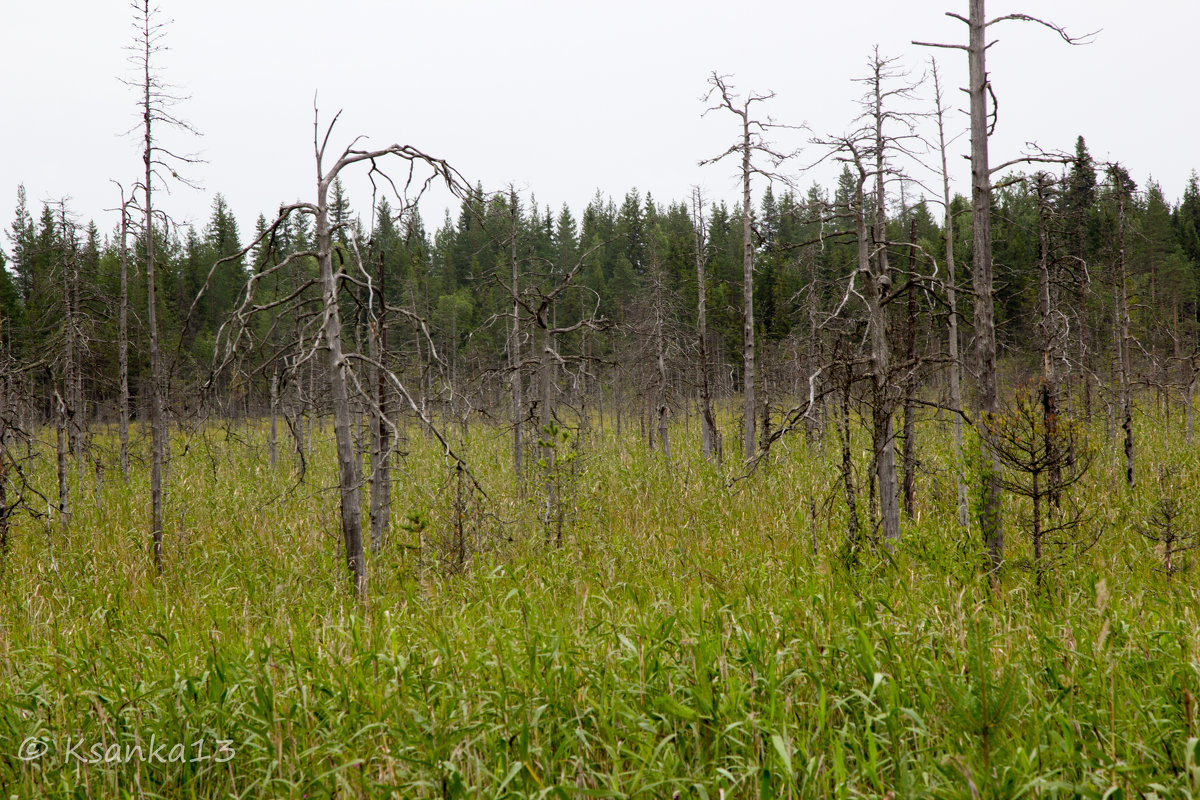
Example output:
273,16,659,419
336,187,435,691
865,63,900,545
740,122,757,463
369,251,391,554
1187,363,1195,444
1035,175,1062,503
692,189,720,463
316,170,367,600
56,392,69,537
902,217,918,517
67,223,84,476
117,188,130,478
1112,177,1135,487
509,189,524,484
838,367,860,544
701,76,783,464
653,267,670,461
269,363,279,468
142,25,166,574
968,0,1004,570
540,321,560,545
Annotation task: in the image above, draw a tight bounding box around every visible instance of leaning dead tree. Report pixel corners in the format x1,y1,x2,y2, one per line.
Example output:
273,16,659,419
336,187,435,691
701,72,794,463
915,0,1092,571
211,107,472,600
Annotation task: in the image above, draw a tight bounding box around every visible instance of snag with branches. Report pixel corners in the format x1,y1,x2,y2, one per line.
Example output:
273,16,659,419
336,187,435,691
123,0,202,572
915,0,1093,571
213,108,473,600
701,73,795,463
497,200,607,545
815,51,926,545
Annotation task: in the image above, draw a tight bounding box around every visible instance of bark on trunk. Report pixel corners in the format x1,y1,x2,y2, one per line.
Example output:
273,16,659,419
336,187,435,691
143,32,166,573
369,251,391,554
1035,175,1062,504
1113,181,1135,487
932,60,968,528
741,118,756,463
56,392,70,537
969,0,1004,570
693,190,721,464
510,190,524,484
865,64,900,546
118,195,130,478
902,217,918,517
317,173,367,600
269,364,279,468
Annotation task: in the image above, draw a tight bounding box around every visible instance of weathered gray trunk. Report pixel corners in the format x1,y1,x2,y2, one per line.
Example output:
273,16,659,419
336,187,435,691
368,251,391,554
118,195,130,478
865,67,900,545
509,190,524,484
540,321,561,545
269,364,279,468
692,190,720,463
741,120,756,463
1113,182,1135,487
932,60,968,528
1187,368,1195,444
839,371,860,543
902,217,918,518
56,392,69,536
317,176,367,599
1035,175,1062,503
654,270,670,461
143,19,166,573
969,0,1004,570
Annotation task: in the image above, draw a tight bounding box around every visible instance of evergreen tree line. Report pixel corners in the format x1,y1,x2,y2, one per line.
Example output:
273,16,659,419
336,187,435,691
3,136,1199,446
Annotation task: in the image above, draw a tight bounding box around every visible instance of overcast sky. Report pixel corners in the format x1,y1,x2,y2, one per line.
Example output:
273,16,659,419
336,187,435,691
2,1,1197,244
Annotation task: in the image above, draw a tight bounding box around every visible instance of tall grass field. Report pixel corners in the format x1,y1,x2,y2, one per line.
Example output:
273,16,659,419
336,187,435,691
1,409,1198,798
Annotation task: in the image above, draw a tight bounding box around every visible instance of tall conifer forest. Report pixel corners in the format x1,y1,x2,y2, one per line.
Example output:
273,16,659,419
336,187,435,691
2,3,1200,798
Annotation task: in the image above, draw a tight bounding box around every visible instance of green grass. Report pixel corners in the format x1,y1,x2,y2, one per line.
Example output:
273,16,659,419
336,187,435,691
1,406,1199,798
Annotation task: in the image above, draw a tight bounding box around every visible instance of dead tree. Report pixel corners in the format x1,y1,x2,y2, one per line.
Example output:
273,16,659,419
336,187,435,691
124,0,201,573
497,207,607,545
701,73,793,463
368,246,390,553
1032,173,1069,503
109,182,136,478
818,51,922,545
915,0,1092,571
691,188,721,464
929,58,969,528
1105,163,1137,487
901,215,919,517
646,230,674,461
508,187,525,484
212,108,471,599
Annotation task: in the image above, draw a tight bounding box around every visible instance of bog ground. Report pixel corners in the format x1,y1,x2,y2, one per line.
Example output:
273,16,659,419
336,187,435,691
1,414,1199,799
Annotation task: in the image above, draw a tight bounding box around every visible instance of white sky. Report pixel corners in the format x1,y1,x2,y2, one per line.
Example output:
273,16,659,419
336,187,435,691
2,1,1196,244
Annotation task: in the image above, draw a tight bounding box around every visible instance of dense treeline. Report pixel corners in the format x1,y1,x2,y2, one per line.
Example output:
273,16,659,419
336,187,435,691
4,136,1198,443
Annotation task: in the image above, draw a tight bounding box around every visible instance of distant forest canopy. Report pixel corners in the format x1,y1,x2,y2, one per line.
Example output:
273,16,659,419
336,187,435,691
2,134,1199,419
